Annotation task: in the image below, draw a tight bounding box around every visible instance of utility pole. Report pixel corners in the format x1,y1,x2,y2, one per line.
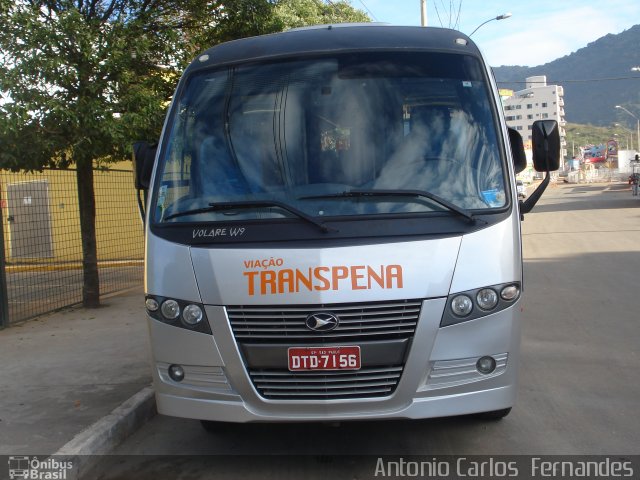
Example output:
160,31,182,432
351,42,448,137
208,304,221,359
421,0,427,26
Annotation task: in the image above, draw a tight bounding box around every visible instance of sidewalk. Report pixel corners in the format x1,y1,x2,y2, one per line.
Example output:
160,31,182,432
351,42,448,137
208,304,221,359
0,288,153,457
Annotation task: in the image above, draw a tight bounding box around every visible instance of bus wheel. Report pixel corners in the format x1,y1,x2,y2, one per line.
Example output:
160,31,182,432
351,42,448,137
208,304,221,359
474,407,511,420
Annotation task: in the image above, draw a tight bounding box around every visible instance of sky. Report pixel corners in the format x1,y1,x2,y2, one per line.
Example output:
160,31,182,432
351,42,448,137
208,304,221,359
354,0,640,67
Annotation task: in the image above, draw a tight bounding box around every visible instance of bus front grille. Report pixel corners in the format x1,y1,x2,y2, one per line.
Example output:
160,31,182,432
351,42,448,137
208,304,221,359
228,300,421,399
249,365,404,399
227,299,422,344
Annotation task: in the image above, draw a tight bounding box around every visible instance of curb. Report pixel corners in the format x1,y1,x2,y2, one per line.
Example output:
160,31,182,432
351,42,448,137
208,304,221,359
53,386,157,479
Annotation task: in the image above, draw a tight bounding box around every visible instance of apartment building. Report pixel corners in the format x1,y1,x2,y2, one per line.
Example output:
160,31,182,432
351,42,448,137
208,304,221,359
502,75,567,162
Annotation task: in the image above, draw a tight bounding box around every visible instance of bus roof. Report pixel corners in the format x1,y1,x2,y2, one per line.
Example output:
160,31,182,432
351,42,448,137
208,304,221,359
186,24,481,72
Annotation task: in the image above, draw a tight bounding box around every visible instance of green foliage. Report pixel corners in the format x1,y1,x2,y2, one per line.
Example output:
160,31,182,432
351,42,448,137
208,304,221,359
273,0,369,30
185,0,278,51
0,0,369,307
494,24,640,127
191,0,370,53
0,1,201,171
565,122,636,157
0,0,370,171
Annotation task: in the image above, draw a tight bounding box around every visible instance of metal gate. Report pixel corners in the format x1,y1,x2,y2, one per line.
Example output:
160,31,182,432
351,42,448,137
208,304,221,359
6,180,54,259
0,169,144,327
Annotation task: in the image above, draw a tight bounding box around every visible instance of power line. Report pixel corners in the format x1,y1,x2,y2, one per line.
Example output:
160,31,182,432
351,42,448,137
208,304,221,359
454,0,463,30
439,0,449,27
430,0,462,29
357,0,378,21
325,0,378,22
433,1,443,27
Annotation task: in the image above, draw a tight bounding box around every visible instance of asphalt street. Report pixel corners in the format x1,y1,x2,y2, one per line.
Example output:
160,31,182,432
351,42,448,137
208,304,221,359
89,181,640,478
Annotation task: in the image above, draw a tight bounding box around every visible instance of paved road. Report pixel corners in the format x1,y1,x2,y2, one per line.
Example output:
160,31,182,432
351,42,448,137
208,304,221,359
91,182,640,477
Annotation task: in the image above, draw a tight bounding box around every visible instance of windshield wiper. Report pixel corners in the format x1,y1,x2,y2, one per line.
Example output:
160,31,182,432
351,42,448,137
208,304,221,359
299,189,475,222
163,200,336,233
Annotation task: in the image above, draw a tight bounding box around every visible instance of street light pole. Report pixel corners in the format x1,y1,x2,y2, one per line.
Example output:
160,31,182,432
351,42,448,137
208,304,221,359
469,13,512,36
573,132,581,159
616,105,640,152
614,123,633,150
615,134,629,150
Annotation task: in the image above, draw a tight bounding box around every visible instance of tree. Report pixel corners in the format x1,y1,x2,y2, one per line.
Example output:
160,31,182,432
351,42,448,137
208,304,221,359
0,0,368,308
190,0,370,52
0,0,206,307
273,0,369,29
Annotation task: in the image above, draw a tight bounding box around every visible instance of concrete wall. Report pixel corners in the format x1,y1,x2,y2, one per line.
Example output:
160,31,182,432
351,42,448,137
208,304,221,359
618,150,640,175
1,163,143,264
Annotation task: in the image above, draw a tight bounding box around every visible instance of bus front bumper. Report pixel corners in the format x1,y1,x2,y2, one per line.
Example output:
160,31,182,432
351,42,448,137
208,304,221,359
146,297,521,422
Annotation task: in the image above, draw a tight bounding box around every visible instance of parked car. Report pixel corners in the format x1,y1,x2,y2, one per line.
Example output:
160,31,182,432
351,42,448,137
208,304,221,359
516,180,527,199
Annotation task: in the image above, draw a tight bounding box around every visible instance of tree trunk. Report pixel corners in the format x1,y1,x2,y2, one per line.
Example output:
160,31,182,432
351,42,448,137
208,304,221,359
76,157,100,308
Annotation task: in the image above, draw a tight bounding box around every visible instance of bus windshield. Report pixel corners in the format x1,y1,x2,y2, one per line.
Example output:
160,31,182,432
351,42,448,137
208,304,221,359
153,51,507,224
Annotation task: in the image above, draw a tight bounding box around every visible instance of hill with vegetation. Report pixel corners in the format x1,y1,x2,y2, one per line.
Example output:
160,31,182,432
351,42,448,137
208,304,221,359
564,122,636,159
493,25,640,128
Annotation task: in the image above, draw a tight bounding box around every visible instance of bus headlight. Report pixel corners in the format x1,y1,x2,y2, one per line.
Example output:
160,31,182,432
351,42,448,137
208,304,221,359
145,295,211,334
476,356,497,374
160,299,180,320
168,364,185,382
441,282,521,327
182,304,204,326
451,295,473,317
500,284,520,301
476,288,498,310
145,298,159,312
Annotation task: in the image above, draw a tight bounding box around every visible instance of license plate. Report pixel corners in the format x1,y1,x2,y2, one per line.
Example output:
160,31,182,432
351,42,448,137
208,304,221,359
288,346,361,371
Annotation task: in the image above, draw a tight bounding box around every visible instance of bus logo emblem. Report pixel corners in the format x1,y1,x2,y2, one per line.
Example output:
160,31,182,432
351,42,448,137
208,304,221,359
305,313,340,332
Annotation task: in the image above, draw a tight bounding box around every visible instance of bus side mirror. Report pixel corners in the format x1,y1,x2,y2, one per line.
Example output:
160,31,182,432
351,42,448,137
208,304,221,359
520,120,560,217
133,141,157,190
508,127,527,173
531,120,560,172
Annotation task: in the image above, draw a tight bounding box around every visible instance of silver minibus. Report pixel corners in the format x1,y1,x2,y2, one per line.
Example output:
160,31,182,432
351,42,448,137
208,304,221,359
133,24,559,425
